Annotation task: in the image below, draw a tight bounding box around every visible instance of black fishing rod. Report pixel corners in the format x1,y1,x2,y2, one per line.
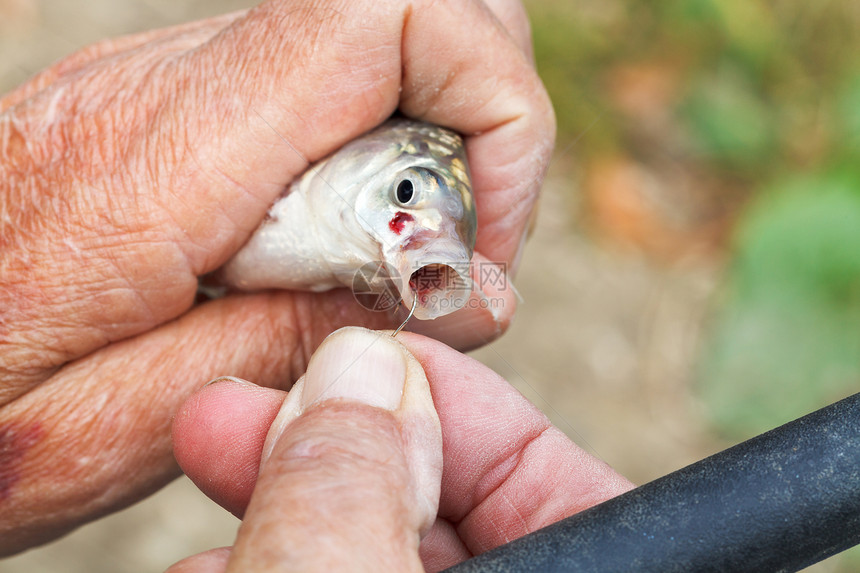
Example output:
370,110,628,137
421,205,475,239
445,392,860,573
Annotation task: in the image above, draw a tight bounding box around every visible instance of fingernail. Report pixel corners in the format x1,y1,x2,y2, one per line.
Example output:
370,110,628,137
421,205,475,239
203,375,255,388
301,327,406,411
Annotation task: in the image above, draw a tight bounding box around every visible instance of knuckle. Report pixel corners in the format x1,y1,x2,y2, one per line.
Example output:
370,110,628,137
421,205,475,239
276,404,407,477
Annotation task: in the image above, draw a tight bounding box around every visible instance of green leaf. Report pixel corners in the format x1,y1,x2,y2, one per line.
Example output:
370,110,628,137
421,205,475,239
837,71,860,154
681,64,776,170
698,172,860,439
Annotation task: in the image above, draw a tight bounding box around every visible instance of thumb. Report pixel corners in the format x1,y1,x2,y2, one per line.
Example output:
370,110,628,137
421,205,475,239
226,327,442,573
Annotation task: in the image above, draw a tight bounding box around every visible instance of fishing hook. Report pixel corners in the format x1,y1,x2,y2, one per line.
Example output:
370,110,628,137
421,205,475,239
392,294,418,337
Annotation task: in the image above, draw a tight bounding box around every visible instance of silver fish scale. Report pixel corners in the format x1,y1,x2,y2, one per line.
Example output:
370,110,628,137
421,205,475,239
216,118,477,320
382,120,469,185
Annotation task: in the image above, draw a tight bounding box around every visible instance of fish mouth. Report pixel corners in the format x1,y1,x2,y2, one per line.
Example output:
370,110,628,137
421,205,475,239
399,261,472,320
383,231,473,320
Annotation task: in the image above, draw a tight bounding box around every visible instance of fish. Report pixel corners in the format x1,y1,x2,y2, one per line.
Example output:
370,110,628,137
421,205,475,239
213,118,477,320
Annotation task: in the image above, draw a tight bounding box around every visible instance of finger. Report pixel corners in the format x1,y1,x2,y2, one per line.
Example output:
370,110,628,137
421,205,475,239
1,14,264,399
226,327,441,572
398,333,634,556
0,290,393,556
171,333,631,567
406,252,517,350
2,284,514,554
481,0,535,63
0,12,245,112
397,0,555,266
173,378,286,517
166,547,231,573
3,3,391,397
2,0,553,395
419,519,471,572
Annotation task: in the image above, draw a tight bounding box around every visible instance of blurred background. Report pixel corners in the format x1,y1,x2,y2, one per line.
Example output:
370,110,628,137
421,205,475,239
2,0,859,570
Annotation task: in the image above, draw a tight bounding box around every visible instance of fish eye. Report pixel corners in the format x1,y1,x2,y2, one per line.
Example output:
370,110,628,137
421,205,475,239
396,179,414,205
392,167,441,207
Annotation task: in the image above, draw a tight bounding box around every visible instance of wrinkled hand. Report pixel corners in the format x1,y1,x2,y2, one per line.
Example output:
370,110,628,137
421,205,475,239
169,328,632,572
0,0,553,555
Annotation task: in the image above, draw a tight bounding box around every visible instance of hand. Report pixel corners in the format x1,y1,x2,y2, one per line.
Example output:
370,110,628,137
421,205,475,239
0,0,553,554
169,327,632,572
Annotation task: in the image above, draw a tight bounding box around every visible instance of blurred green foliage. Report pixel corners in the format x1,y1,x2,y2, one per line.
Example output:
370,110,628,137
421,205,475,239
695,169,860,571
528,1,860,567
528,0,860,173
699,172,860,437
529,7,860,567
527,0,860,425
681,64,778,171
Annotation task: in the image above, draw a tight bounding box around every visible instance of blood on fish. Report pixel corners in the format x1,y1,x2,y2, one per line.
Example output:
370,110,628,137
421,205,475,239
389,211,414,235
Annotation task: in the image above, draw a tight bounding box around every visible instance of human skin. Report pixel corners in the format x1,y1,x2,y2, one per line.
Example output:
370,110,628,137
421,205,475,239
0,0,555,555
170,328,633,572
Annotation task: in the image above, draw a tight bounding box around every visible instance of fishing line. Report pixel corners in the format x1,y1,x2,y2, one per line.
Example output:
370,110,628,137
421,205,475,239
392,293,418,337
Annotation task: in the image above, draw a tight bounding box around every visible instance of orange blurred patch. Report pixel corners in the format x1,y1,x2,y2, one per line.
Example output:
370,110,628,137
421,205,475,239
605,62,682,122
583,155,737,262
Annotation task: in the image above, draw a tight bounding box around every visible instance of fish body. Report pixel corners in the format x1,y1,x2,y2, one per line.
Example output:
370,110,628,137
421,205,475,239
217,118,477,319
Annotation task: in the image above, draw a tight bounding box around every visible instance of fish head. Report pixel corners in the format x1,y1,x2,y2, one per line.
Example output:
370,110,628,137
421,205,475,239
354,121,477,319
